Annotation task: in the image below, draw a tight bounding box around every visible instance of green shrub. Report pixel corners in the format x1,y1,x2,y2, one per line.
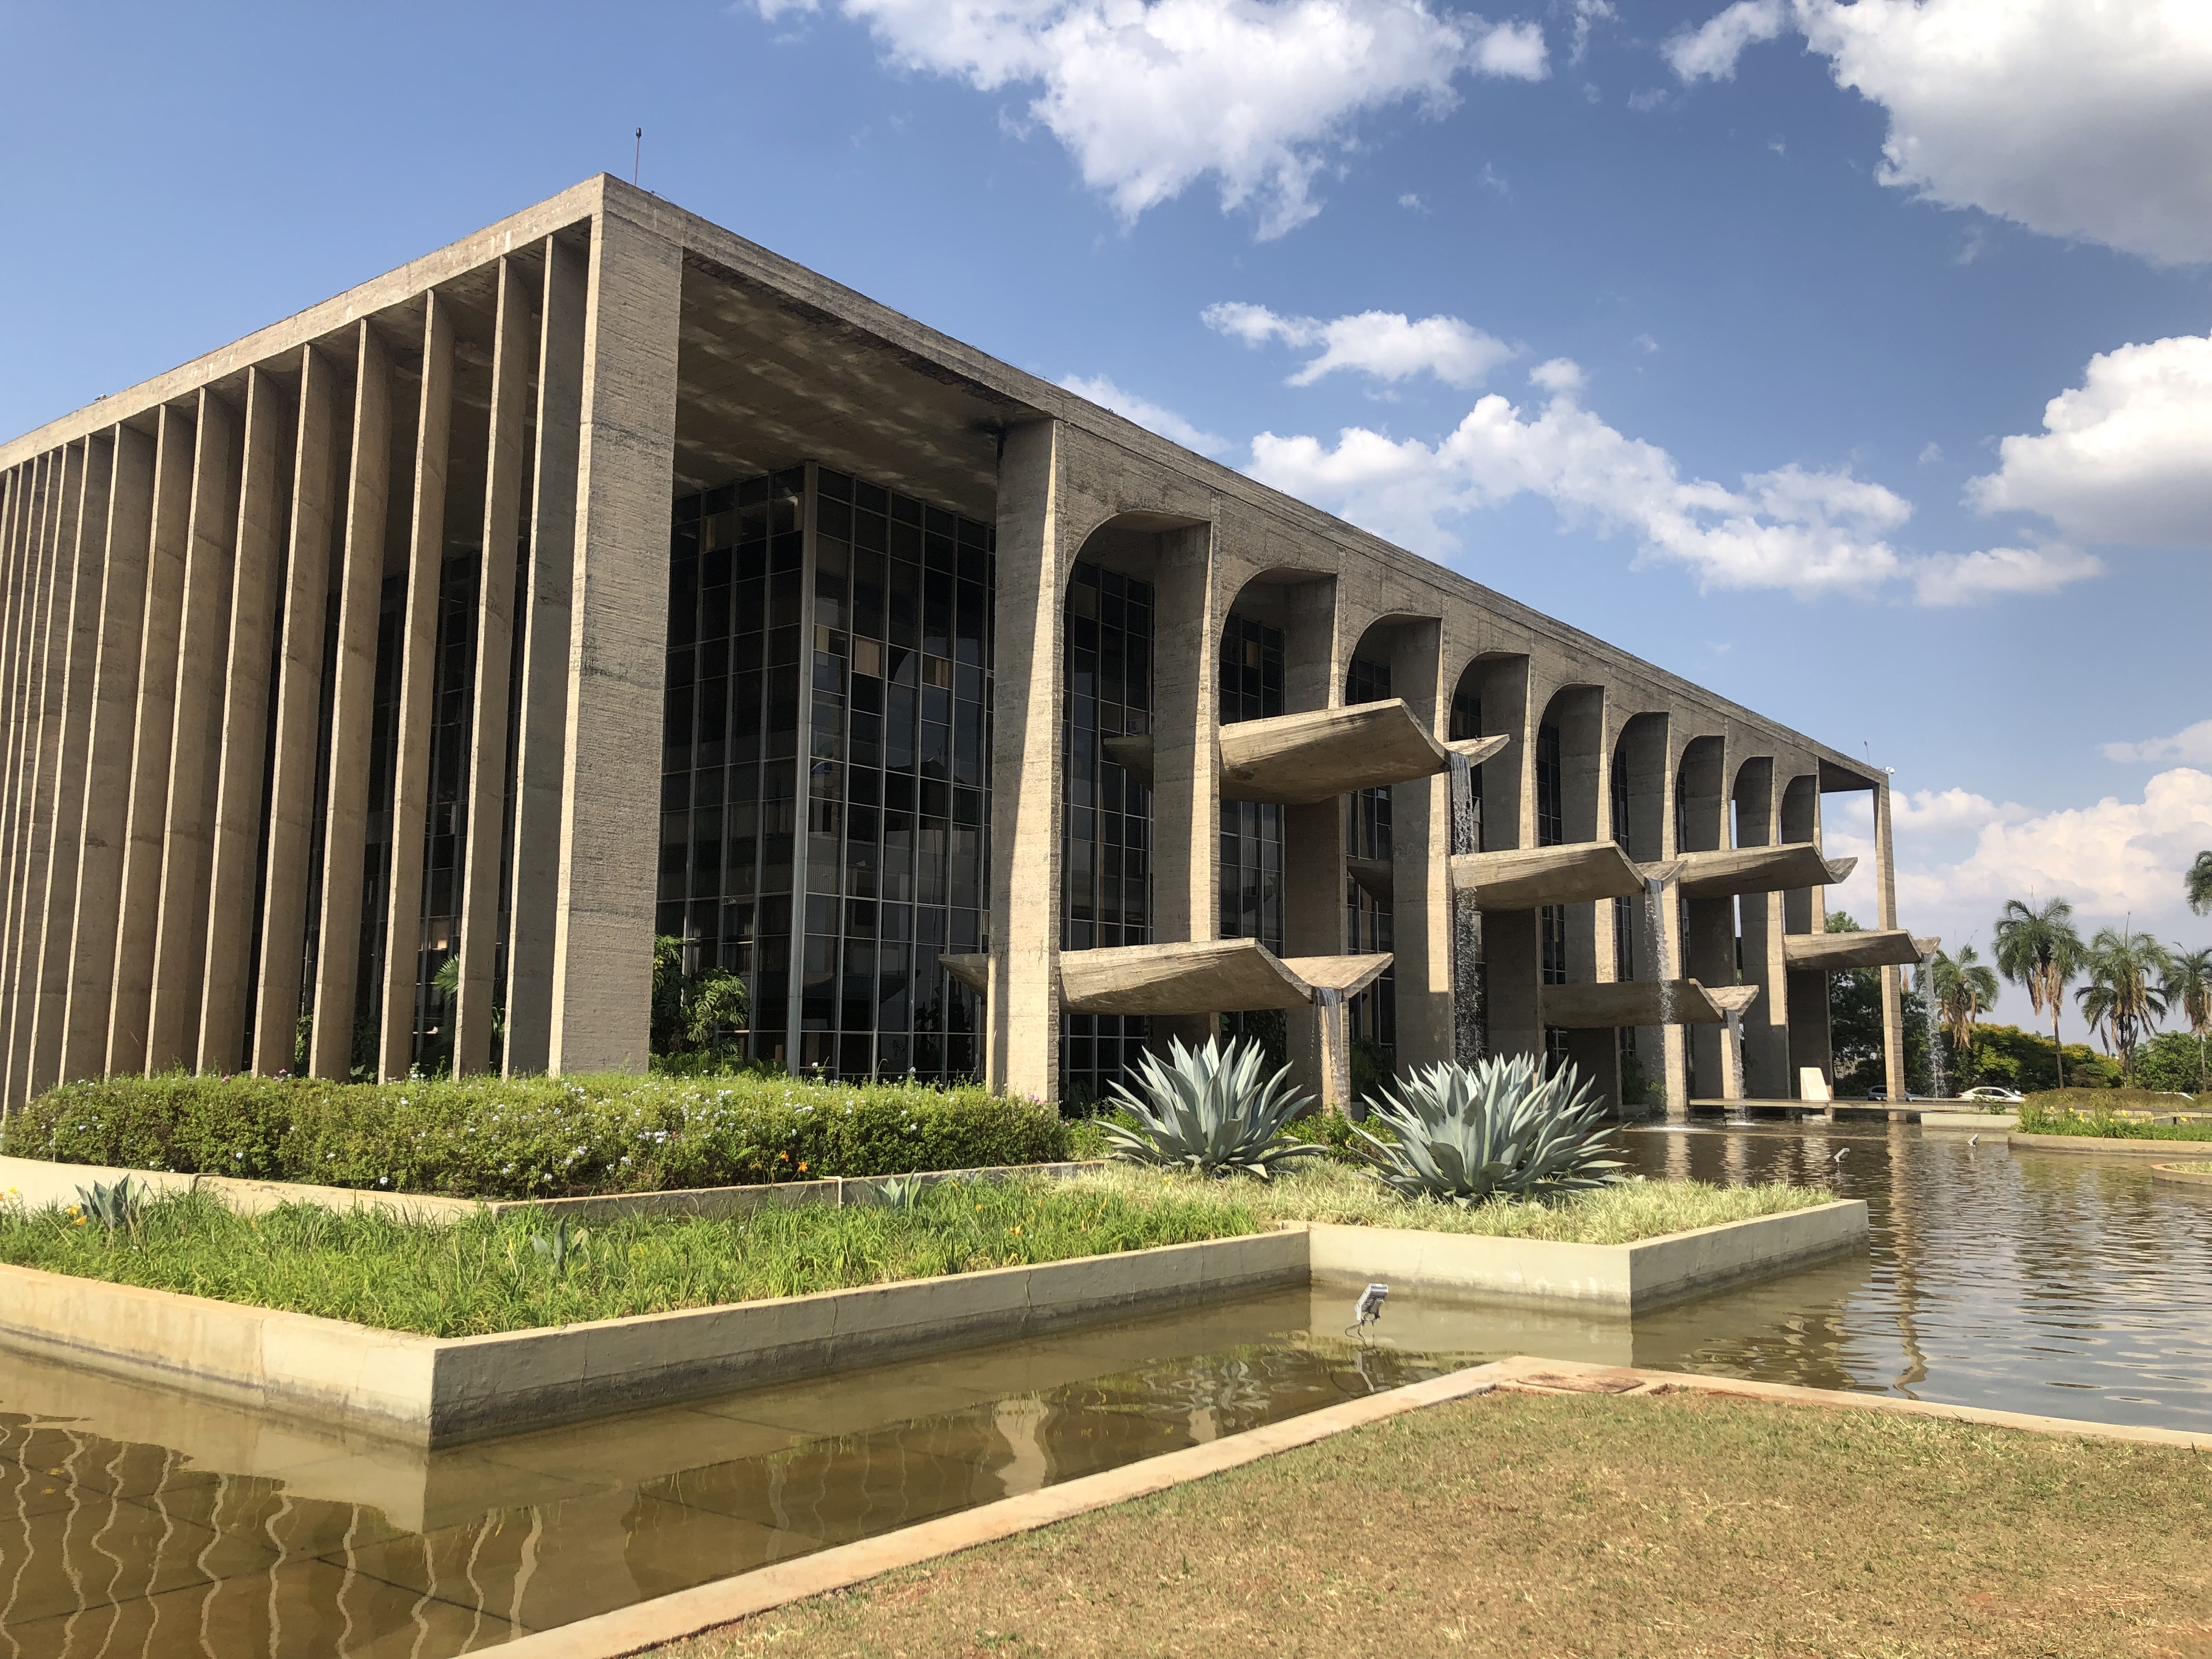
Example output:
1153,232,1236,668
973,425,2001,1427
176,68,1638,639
2018,1093,2212,1140
0,1072,1071,1198
2132,1031,2208,1095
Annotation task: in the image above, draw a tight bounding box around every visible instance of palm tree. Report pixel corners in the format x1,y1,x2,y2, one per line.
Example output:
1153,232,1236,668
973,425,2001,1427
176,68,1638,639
2188,851,2212,918
2165,946,2212,1094
1993,897,2086,1086
1931,944,1999,1085
2075,926,2171,1082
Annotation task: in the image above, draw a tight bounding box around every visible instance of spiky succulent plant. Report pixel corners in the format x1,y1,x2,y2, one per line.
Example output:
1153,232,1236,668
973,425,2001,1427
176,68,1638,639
1352,1056,1622,1204
1102,1036,1323,1179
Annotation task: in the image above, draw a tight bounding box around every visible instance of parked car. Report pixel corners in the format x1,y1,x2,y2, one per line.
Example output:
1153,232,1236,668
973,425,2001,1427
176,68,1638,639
1960,1086,2024,1103
1866,1088,1921,1102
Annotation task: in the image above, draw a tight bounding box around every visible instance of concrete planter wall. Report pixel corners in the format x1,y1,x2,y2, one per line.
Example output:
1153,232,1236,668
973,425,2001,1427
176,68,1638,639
2007,1132,2212,1158
1306,1199,1866,1312
0,1152,1104,1224
0,1198,1866,1445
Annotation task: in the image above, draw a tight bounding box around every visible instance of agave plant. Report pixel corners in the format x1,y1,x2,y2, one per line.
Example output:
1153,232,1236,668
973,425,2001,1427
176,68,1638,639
1352,1056,1622,1204
73,1176,144,1237
1102,1036,1322,1179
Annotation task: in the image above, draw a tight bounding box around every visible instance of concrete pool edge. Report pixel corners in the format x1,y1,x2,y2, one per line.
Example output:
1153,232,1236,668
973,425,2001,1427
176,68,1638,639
489,1353,2212,1659
2151,1163,2212,1186
0,1150,1109,1223
0,1200,1865,1442
2008,1132,2212,1157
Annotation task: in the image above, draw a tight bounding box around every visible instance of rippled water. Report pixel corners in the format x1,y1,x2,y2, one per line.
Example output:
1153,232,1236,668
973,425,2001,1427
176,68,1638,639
1616,1121,2212,1431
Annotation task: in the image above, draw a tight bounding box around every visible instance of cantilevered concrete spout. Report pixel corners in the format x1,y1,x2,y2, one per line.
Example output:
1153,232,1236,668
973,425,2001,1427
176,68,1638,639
1783,930,1939,972
1539,979,1725,1029
1706,985,1761,1017
1450,842,1651,911
1346,856,1394,905
1105,706,1506,805
1645,843,1858,900
940,954,990,996
1056,939,1392,1014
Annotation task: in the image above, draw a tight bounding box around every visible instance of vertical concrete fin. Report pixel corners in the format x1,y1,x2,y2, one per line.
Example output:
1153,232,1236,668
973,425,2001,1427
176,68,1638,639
253,345,342,1075
146,388,242,1073
379,291,456,1080
453,257,533,1076
1875,780,1903,1101
310,322,392,1080
26,432,113,1096
504,232,587,1076
0,448,75,1095
548,206,679,1076
64,422,156,1082
986,419,1066,1101
198,366,295,1073
109,405,199,1075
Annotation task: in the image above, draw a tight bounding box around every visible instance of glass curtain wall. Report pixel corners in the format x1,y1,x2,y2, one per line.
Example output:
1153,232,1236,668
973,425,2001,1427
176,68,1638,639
1060,561,1153,1099
1536,719,1567,1070
664,465,994,1080
1344,658,1395,1058
1218,616,1284,949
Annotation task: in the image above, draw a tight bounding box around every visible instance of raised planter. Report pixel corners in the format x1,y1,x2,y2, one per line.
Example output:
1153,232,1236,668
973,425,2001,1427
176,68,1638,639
2151,1163,2212,1188
0,1198,1866,1442
1305,1200,1867,1312
1918,1111,2017,1132
2006,1132,2212,1157
0,1150,1104,1224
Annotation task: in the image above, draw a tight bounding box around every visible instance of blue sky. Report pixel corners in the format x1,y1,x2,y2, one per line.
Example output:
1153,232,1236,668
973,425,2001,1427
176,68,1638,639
3,0,2207,1036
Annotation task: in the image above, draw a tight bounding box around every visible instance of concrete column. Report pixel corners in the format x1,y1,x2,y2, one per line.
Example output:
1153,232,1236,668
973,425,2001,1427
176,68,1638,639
1875,779,1904,1100
1280,577,1344,1105
1,444,78,1093
1656,745,1689,1118
378,291,456,1081
309,323,394,1080
63,422,157,1083
504,232,588,1076
146,387,245,1073
198,367,295,1074
0,457,49,953
25,434,112,1097
986,420,1066,1101
110,400,211,1075
251,345,342,1075
1389,619,1447,1069
453,258,534,1076
547,204,681,1075
1144,520,1217,1056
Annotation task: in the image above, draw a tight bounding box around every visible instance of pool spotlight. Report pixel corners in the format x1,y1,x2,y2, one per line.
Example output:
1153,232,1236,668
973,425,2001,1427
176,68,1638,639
1348,1282,1390,1340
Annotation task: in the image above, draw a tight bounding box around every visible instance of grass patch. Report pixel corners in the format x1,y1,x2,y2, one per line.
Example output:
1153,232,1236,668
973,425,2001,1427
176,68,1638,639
0,1071,1071,1198
0,1178,1257,1336
657,1389,2212,1659
2160,1161,2212,1173
1064,1160,1832,1244
2019,1099,2212,1140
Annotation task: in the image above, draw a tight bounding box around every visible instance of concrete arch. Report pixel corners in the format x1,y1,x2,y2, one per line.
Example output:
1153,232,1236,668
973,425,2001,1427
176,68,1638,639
1731,754,1775,850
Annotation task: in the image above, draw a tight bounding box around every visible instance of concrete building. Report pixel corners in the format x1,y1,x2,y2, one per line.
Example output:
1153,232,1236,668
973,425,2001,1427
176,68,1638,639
0,176,1926,1111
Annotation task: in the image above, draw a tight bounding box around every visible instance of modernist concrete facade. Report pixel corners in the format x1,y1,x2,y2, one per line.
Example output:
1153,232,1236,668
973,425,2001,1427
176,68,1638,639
0,175,1923,1111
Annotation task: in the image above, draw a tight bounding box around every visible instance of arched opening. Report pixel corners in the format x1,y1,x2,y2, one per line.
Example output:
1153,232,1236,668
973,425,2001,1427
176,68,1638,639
1780,771,1829,1094
1446,652,1529,851
1612,712,1669,1108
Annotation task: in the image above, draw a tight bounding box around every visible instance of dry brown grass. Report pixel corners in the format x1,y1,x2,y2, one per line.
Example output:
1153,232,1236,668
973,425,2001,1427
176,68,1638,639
657,1389,2212,1659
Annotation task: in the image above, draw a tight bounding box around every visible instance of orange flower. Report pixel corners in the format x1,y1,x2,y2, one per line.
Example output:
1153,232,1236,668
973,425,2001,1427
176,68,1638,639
797,1161,809,1173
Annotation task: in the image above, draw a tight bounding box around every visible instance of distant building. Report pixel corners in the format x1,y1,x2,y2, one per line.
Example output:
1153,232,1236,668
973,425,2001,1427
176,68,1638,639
0,177,1925,1110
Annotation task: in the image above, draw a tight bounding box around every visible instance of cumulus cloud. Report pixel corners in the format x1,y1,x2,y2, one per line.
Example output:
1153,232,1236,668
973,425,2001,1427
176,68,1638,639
1822,769,2212,1032
1666,0,2212,266
765,0,1548,237
1966,335,2212,547
1241,360,2089,603
2101,720,2212,766
1059,373,1227,454
1201,302,1517,386
1909,544,2104,607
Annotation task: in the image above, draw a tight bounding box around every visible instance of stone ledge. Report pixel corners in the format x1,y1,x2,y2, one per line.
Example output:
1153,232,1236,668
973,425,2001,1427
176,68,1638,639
1304,1199,1867,1312
2007,1132,2212,1157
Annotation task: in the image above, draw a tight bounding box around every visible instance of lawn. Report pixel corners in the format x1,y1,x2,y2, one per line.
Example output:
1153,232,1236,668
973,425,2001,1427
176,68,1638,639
659,1387,2212,1659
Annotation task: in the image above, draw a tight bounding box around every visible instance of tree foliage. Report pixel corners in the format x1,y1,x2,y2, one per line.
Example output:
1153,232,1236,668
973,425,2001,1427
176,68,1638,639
1993,896,2087,1088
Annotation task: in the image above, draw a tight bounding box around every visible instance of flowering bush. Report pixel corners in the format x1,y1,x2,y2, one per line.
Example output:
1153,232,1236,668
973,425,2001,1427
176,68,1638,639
0,1072,1071,1199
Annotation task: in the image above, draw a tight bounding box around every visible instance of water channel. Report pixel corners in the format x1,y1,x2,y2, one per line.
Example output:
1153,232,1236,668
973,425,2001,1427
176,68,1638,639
3,1121,2208,1655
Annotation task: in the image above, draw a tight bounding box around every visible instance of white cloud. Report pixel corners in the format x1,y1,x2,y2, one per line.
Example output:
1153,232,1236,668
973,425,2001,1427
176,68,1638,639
2102,720,2212,766
1909,543,2103,606
1242,360,2089,603
1966,335,2212,547
1203,301,1517,387
768,0,1548,238
1822,769,2212,1032
1567,0,1615,64
1668,0,2212,265
1664,0,1784,80
1059,373,1227,454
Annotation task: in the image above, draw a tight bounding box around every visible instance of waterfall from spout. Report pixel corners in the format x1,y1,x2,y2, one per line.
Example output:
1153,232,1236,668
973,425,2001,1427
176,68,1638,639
1920,956,1951,1101
1448,753,1486,1066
